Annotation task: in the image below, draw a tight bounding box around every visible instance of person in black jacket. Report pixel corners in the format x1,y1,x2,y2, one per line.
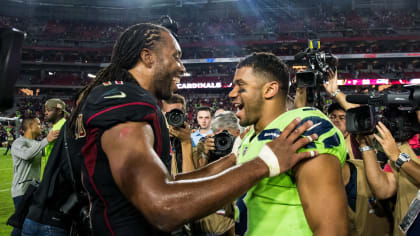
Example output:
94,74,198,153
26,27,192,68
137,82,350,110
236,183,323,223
21,89,87,236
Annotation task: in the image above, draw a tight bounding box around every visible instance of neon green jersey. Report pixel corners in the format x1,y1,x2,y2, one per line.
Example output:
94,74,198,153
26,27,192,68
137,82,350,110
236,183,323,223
42,118,66,174
234,107,346,236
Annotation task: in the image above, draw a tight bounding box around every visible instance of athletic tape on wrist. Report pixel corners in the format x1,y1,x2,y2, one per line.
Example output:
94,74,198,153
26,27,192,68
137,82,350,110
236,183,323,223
258,144,280,177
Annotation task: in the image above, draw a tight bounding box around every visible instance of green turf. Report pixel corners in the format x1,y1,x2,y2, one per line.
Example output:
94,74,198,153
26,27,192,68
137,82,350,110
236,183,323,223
0,147,14,236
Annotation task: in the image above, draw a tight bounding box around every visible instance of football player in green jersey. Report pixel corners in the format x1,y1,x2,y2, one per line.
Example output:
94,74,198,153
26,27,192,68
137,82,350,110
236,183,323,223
229,52,348,236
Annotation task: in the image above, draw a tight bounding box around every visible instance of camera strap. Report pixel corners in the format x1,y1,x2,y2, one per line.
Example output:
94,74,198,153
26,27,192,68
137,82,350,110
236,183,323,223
63,125,77,192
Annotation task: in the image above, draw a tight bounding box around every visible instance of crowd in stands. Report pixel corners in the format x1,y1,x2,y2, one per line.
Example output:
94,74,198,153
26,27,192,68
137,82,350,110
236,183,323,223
3,9,419,44
13,59,420,88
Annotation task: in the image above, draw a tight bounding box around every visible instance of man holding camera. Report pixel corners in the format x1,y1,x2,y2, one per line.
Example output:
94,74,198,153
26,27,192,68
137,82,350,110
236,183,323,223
356,122,420,236
162,94,195,175
196,111,241,167
193,111,240,236
191,106,213,147
323,69,420,235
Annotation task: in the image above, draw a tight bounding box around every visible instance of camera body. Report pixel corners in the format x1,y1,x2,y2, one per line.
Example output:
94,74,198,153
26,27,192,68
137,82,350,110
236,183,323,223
165,108,186,128
295,40,338,88
346,87,420,142
200,130,235,163
0,27,26,111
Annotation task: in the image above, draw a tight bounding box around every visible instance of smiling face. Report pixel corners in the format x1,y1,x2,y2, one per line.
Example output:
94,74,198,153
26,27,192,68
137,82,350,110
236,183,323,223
152,31,186,100
229,67,265,127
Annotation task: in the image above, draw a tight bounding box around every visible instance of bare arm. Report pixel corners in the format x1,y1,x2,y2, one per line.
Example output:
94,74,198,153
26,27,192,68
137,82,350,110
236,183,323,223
12,138,48,161
374,122,420,184
357,134,397,199
400,160,420,184
11,130,58,161
168,122,195,173
102,118,317,232
294,154,348,236
323,70,359,111
103,122,268,231
174,153,236,180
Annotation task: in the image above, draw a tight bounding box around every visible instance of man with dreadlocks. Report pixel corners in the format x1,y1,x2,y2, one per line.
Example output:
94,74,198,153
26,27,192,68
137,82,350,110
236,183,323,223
73,23,319,235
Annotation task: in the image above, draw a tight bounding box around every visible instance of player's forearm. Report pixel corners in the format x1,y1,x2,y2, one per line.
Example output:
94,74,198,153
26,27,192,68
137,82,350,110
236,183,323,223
174,153,236,180
361,150,395,199
143,158,267,232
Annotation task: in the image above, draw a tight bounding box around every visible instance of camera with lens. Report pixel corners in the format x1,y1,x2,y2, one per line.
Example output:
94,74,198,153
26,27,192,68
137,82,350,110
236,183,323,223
209,130,235,162
60,191,92,235
165,108,186,128
0,27,26,111
294,39,338,88
159,15,178,37
346,86,420,142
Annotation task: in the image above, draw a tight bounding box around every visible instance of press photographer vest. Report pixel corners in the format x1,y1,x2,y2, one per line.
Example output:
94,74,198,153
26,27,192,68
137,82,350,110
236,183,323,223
346,159,392,236
389,142,420,236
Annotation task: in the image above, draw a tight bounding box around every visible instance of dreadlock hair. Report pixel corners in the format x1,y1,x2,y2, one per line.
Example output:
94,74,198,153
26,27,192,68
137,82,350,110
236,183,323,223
68,23,169,135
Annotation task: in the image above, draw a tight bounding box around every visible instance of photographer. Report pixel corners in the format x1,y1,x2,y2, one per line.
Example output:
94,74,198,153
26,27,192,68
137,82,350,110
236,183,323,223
323,70,365,160
294,69,361,160
356,121,420,236
195,111,240,168
162,94,195,175
193,111,240,236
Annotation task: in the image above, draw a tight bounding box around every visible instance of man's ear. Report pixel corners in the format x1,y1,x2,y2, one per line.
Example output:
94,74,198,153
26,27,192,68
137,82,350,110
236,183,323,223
140,48,155,68
263,81,279,99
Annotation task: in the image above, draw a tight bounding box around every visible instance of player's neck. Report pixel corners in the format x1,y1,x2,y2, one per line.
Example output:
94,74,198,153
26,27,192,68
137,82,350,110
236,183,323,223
129,65,153,96
254,104,287,134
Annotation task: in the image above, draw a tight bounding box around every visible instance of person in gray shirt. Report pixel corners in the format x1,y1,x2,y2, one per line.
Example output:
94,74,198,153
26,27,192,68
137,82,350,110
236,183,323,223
10,117,58,236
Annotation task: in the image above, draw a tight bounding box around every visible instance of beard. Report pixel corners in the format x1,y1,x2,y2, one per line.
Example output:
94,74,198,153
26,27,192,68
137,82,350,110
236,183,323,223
153,64,174,100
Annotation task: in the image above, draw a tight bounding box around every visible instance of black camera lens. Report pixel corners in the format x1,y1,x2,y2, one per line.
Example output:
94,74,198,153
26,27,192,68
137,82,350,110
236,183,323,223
165,108,185,128
215,133,233,151
209,130,234,162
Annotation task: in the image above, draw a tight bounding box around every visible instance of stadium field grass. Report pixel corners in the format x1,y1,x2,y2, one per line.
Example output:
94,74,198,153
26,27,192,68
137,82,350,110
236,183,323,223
0,147,14,236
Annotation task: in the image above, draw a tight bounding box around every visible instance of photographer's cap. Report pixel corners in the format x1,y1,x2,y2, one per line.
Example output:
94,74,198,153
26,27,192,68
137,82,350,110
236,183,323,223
45,98,69,115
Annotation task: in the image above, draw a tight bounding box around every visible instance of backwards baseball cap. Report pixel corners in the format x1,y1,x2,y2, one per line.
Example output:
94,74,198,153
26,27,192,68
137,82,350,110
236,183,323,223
45,98,69,115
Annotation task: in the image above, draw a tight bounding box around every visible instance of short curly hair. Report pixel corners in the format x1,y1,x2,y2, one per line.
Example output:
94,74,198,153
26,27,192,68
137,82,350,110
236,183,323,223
237,52,290,97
